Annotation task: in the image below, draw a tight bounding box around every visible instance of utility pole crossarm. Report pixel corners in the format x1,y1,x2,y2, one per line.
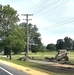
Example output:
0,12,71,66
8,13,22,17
21,14,33,16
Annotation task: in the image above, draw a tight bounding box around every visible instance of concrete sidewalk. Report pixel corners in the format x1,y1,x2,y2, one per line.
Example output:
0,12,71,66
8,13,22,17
0,60,49,75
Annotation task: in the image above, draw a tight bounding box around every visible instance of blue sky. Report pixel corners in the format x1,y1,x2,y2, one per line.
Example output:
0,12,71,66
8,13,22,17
0,0,74,45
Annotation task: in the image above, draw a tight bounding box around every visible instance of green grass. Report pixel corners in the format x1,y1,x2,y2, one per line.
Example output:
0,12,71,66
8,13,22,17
29,51,56,57
28,51,56,60
0,51,74,75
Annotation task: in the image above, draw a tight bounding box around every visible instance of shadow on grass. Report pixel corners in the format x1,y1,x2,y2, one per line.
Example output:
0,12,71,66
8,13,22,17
29,64,74,74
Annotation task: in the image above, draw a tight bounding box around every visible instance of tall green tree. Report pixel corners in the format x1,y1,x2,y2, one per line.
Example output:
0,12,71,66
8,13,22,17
64,37,73,50
56,37,73,51
0,4,19,59
3,25,26,54
19,22,42,53
0,4,19,39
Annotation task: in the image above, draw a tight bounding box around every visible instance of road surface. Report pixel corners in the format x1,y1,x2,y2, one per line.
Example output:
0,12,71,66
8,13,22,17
0,63,29,75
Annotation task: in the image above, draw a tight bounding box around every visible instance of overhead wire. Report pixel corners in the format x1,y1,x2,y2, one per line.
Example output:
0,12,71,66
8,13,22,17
22,0,72,31
33,0,69,18
24,0,74,38
22,0,68,19
32,0,59,14
25,0,49,13
40,17,74,30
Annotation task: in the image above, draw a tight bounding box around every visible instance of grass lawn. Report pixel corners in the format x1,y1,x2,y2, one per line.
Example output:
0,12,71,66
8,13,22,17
0,51,74,75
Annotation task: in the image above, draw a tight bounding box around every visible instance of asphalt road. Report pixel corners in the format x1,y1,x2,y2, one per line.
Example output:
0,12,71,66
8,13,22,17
0,63,30,75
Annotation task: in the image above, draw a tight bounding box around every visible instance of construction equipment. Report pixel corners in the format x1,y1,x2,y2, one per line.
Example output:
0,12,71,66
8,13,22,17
55,49,69,61
45,49,69,62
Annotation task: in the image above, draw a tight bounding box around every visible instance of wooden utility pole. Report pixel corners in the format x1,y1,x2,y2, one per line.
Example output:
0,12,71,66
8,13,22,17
21,14,33,60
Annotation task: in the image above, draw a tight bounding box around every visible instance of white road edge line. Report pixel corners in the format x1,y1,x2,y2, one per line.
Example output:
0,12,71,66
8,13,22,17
0,67,13,75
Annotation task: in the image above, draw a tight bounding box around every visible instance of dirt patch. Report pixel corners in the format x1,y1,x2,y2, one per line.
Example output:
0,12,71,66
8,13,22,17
48,64,74,74
29,62,74,74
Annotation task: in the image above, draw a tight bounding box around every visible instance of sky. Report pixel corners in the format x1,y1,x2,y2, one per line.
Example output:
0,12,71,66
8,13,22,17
0,0,74,45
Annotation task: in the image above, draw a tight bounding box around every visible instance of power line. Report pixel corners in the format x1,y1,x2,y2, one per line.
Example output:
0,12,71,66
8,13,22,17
33,0,60,15
25,0,48,13
33,0,69,18
41,17,74,29
26,0,58,14
40,17,74,30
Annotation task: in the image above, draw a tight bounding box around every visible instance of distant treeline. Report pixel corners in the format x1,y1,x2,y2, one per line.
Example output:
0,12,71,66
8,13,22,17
46,36,74,51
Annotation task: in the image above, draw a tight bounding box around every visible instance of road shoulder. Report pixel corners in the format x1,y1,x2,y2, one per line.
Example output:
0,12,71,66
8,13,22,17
0,60,49,75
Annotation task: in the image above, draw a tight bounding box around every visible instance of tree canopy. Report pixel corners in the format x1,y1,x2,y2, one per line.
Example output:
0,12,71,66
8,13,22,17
19,22,42,53
46,43,56,51
0,4,21,59
3,25,26,54
0,4,43,58
0,4,19,39
56,36,74,51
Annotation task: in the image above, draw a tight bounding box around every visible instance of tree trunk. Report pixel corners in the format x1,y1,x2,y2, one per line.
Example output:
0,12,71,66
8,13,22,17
9,50,11,60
